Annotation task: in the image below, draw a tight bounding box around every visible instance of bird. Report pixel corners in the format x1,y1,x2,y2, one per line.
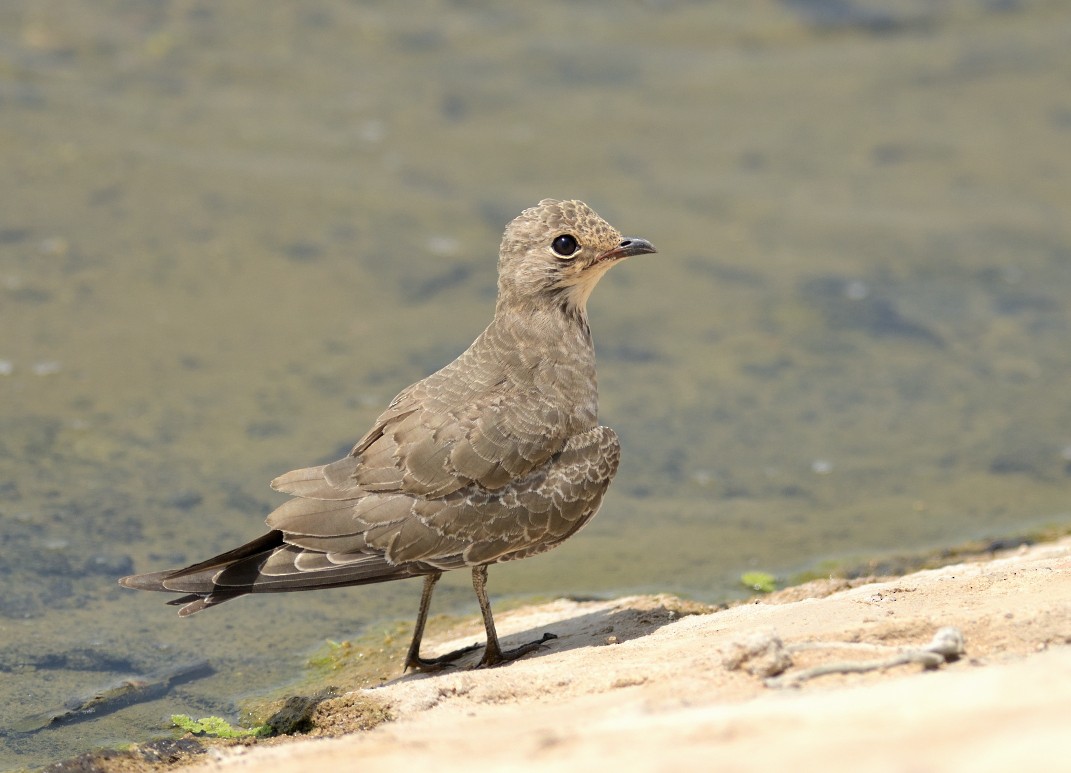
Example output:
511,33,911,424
119,199,657,670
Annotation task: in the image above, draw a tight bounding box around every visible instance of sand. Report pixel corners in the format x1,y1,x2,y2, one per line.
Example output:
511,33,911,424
174,537,1070,773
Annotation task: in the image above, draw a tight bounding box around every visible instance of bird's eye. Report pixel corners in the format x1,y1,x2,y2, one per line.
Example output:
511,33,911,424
551,234,579,258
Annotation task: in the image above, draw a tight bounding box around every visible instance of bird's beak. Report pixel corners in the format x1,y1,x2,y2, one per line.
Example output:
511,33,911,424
596,237,657,263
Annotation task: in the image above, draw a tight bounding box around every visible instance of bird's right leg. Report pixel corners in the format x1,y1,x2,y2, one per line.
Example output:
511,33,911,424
403,572,480,672
472,564,556,668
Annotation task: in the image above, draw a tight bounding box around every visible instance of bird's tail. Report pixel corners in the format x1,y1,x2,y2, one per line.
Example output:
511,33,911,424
118,530,286,616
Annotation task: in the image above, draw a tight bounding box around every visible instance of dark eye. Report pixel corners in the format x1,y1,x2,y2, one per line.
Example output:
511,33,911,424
551,234,579,258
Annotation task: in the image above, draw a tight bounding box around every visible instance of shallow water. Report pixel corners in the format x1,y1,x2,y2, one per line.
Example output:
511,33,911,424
2,0,1070,767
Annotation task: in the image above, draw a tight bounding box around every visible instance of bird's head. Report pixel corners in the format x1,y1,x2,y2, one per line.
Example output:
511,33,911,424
496,199,656,316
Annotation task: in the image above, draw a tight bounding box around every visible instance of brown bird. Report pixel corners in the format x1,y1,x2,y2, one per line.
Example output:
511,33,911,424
120,199,656,670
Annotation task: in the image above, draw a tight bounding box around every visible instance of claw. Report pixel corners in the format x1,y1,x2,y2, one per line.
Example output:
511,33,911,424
478,632,557,669
404,642,483,673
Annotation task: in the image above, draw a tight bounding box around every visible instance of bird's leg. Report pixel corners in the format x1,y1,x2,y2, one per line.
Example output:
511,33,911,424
472,564,557,668
404,572,480,672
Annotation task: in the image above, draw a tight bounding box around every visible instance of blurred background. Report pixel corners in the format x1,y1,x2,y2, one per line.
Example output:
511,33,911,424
2,0,1070,767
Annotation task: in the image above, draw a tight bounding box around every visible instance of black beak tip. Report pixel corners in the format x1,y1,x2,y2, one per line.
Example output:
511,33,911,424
614,237,657,259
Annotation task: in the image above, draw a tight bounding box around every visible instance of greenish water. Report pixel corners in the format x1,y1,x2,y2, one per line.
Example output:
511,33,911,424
2,0,1070,768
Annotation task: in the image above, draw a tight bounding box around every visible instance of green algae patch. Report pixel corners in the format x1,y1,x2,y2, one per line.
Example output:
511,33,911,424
740,572,778,594
171,714,271,739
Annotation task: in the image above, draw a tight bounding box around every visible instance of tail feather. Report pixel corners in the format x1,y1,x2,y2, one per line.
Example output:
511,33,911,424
118,528,439,616
167,590,247,616
118,570,179,592
118,531,288,614
161,530,286,582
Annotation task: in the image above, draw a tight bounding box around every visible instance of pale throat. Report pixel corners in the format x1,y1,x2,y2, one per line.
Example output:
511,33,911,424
557,262,616,313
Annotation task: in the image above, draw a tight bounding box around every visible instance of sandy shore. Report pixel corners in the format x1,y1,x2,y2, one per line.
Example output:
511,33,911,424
171,537,1071,773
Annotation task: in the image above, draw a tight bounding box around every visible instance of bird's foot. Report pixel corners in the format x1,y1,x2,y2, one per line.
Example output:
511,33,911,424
404,642,483,673
478,632,557,669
